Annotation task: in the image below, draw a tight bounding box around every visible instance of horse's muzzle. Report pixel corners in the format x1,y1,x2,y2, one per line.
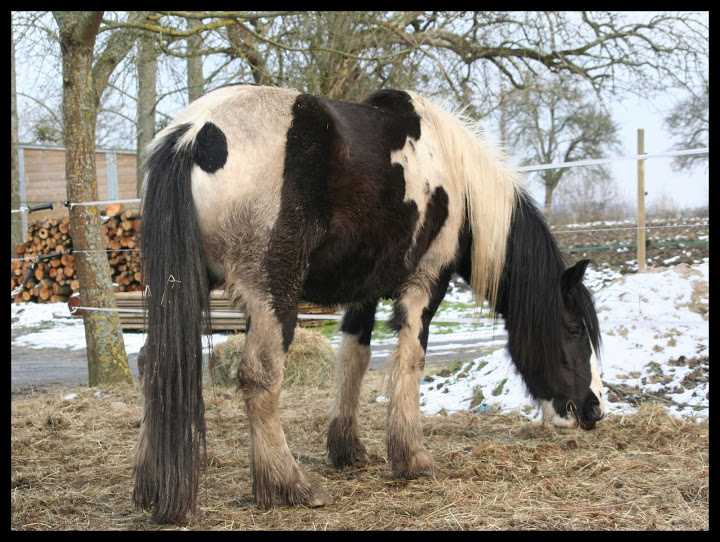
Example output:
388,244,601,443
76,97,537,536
579,396,603,430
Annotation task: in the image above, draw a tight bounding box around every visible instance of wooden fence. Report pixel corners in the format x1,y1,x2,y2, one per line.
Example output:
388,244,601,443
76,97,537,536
15,144,139,234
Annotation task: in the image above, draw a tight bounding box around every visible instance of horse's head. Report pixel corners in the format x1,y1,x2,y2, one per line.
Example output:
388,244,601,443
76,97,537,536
536,259,605,430
502,257,605,430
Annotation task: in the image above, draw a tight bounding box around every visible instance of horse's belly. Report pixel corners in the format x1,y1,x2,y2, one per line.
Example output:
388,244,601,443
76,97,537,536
303,230,413,305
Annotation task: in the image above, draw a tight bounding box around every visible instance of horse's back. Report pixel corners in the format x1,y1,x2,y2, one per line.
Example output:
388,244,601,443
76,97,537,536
299,92,433,303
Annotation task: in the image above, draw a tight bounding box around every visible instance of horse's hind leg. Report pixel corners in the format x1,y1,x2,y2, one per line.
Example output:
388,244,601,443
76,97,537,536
386,271,451,478
327,302,376,467
234,291,332,509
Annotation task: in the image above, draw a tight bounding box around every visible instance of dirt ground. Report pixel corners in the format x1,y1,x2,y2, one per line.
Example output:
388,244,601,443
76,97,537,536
551,216,708,273
10,374,709,531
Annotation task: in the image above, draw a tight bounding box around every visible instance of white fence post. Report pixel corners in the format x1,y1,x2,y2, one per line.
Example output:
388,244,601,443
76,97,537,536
637,129,646,271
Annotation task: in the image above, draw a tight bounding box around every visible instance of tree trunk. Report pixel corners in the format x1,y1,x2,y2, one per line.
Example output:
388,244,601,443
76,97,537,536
187,18,205,103
542,170,562,217
53,11,133,387
136,27,158,197
226,22,268,85
11,17,24,255
543,185,553,216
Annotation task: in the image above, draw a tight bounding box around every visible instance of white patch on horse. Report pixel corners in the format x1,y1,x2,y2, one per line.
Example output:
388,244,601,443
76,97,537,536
405,92,520,309
160,86,300,275
330,334,371,421
589,343,605,415
538,336,604,428
540,400,578,428
389,100,465,278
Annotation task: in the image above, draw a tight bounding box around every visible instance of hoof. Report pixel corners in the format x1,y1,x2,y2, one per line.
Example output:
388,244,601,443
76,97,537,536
254,471,333,509
306,483,333,508
150,507,204,525
328,440,369,468
391,450,438,480
328,418,369,468
185,508,206,523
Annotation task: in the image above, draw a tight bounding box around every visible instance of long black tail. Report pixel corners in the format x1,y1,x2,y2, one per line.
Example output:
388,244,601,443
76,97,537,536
133,124,211,523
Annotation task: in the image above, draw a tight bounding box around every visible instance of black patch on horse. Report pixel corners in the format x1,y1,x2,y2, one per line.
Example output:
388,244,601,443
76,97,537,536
361,89,422,143
292,92,446,306
418,265,455,350
406,186,449,269
267,94,335,349
339,302,377,346
193,122,228,173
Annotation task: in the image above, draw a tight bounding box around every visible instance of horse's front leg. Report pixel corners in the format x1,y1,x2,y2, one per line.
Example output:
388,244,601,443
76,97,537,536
385,288,438,479
386,272,450,479
237,303,332,509
327,302,376,467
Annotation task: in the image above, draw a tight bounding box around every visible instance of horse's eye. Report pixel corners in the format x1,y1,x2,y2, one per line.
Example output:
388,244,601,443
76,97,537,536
567,326,581,336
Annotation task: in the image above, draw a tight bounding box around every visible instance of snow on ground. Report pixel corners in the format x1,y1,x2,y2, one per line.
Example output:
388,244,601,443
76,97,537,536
11,261,709,423
416,261,708,422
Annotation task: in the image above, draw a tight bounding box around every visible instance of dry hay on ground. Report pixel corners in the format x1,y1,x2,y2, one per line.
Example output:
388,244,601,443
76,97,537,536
11,365,708,531
209,327,335,388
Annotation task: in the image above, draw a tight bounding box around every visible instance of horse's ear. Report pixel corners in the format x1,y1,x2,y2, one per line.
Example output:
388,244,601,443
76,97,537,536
561,259,590,297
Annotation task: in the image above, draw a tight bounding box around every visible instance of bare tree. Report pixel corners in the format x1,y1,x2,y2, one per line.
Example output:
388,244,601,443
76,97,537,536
553,169,628,223
13,12,65,146
11,16,23,255
19,12,708,150
52,11,142,386
171,11,707,110
135,19,159,196
225,16,271,85
664,80,709,174
186,17,205,103
504,74,622,215
283,12,424,101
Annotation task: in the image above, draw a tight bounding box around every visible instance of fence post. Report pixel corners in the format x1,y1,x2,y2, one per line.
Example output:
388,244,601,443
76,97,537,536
637,129,646,271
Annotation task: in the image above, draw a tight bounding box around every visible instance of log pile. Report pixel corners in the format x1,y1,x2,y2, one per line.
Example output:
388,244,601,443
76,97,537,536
11,203,340,332
11,203,142,304
11,216,77,303
103,204,142,293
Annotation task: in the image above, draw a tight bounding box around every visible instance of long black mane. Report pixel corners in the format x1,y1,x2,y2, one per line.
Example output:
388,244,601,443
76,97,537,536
495,190,601,379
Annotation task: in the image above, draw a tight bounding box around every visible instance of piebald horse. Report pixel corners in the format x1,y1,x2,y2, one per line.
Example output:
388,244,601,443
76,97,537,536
133,84,604,523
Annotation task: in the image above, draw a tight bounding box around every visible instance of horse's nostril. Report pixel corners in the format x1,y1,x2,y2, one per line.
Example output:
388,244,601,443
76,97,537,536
584,399,603,422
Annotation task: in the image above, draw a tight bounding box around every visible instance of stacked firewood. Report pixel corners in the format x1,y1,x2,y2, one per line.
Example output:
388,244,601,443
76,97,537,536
103,204,142,292
10,203,142,304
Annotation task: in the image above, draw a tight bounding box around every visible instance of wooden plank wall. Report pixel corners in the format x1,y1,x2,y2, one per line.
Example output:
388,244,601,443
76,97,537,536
20,147,139,220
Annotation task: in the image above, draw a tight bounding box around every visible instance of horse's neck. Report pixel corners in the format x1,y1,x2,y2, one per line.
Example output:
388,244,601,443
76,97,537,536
494,195,564,320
